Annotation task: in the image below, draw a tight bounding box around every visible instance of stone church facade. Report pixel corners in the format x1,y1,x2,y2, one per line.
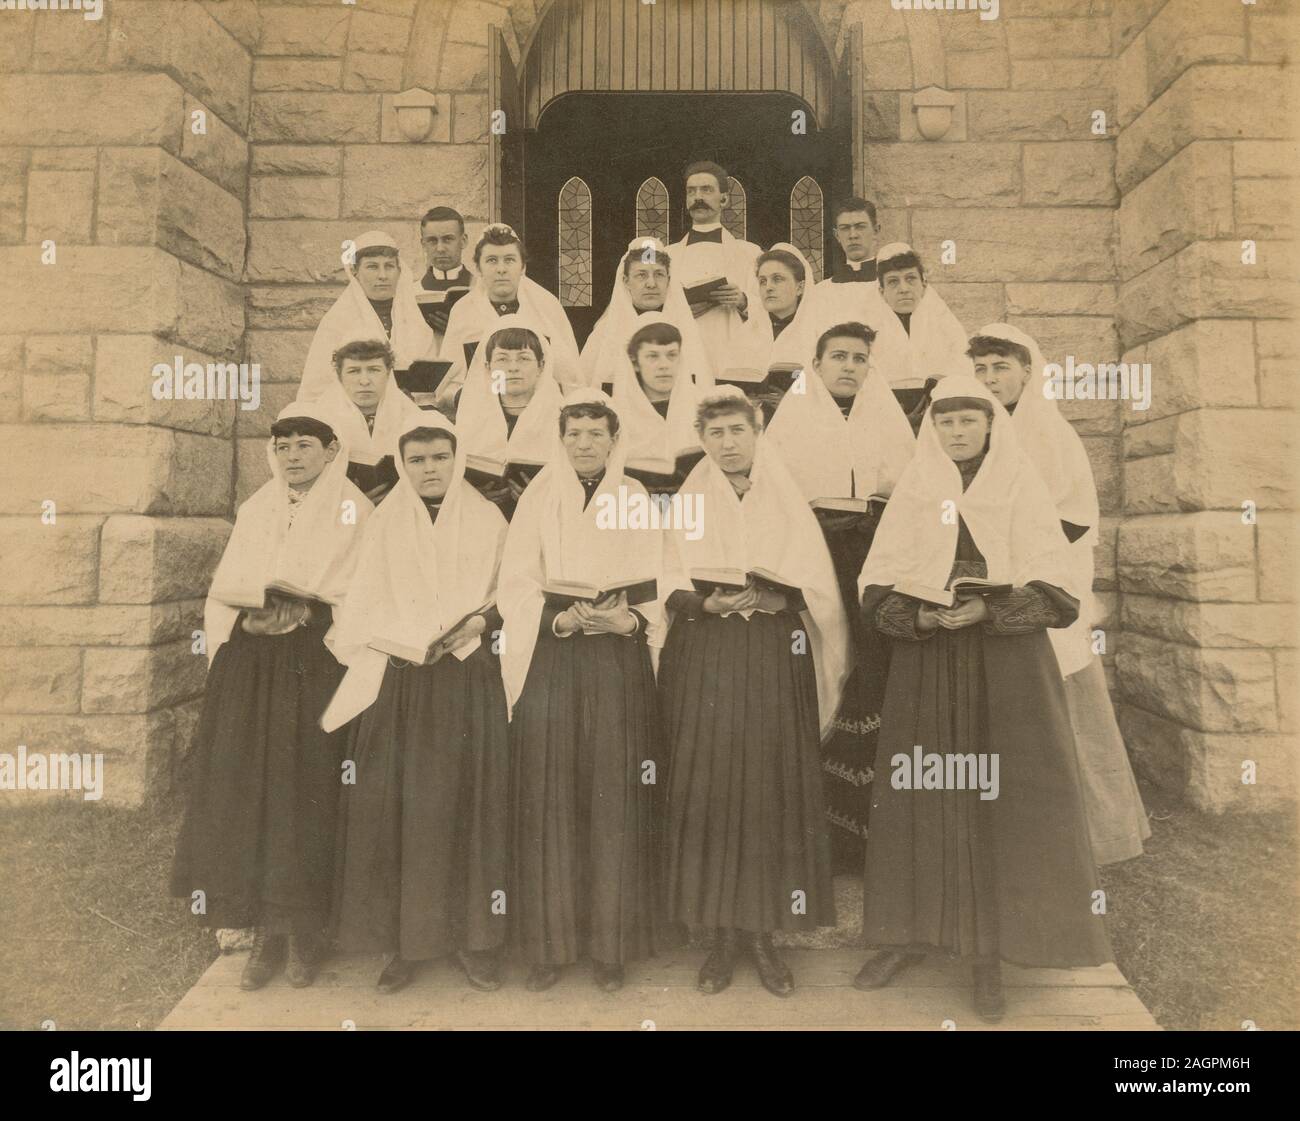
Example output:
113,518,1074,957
0,0,1295,811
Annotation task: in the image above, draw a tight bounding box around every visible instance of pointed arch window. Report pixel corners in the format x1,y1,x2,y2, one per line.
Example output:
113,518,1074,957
635,177,670,246
558,176,592,307
722,177,747,241
790,176,825,283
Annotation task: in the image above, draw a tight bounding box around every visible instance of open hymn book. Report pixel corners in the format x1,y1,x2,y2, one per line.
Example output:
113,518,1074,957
892,577,1013,608
366,600,495,664
216,578,335,610
690,566,801,600
542,575,658,610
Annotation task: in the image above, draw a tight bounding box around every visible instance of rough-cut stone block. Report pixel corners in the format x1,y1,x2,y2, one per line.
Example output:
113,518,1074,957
348,8,412,54
31,3,110,70
863,38,912,91
180,93,249,202
1112,0,1167,53
1118,141,1235,279
0,74,184,150
1123,452,1178,514
250,176,341,219
1006,17,1110,59
1249,11,1300,64
1234,139,1300,179
379,91,452,143
1117,66,1292,194
93,335,236,438
251,145,342,177
253,58,342,92
252,93,381,143
25,170,94,245
1123,412,1177,459
1059,396,1122,437
910,209,1115,282
967,89,1113,141
1255,319,1297,410
930,282,1004,333
0,11,35,71
1115,29,1149,129
1277,650,1298,733
1122,595,1297,649
1081,435,1121,514
0,150,29,245
0,648,81,714
26,335,92,379
1172,410,1295,512
246,329,313,384
247,284,342,329
0,516,102,606
22,374,90,423
344,51,406,92
1118,512,1256,601
436,39,489,90
945,47,1009,92
259,5,351,56
82,641,206,715
453,93,489,144
1235,177,1294,241
1093,516,1118,590
0,337,21,423
1144,0,1247,101
236,382,299,437
342,145,487,219
202,0,263,51
1011,59,1114,91
237,436,273,504
864,143,1021,208
1022,141,1117,206
1005,282,1116,317
246,222,362,283
862,92,901,141
1135,320,1258,422
446,0,508,47
0,602,203,649
99,516,233,605
1006,314,1117,369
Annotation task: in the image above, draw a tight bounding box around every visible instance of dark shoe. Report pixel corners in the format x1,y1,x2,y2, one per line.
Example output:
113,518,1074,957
697,928,741,995
457,948,502,992
525,964,562,992
592,960,624,993
853,950,925,991
239,929,285,991
749,933,794,997
972,962,1005,1023
285,933,321,988
376,954,417,995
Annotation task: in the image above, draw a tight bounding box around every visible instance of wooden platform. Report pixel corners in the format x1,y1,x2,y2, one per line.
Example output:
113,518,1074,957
160,949,1160,1031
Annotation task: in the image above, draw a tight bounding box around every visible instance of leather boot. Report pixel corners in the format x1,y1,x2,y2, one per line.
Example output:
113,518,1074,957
697,928,740,995
285,932,321,988
972,962,1005,1023
853,949,926,991
457,948,502,992
749,933,794,997
376,954,417,994
592,960,625,993
525,963,563,992
240,929,286,991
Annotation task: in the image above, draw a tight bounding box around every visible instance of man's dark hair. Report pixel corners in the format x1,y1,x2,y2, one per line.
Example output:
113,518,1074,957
696,394,758,431
756,248,806,285
474,224,527,266
815,321,877,361
683,160,730,193
485,326,544,365
627,321,682,364
621,248,672,276
399,425,457,459
878,249,926,285
420,206,465,234
559,401,620,438
931,396,995,419
271,416,337,445
967,335,1032,369
832,197,878,227
333,338,395,372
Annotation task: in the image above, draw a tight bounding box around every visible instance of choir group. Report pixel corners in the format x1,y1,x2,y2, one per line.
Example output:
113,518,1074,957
171,161,1149,1023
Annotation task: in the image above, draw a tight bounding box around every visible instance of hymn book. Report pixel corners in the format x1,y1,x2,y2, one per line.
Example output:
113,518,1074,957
542,576,658,610
892,577,1013,608
464,454,547,490
690,566,801,599
367,599,495,664
682,274,728,305
217,579,334,611
415,286,471,309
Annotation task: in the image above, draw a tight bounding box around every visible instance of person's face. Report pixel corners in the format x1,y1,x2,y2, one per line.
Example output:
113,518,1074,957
700,410,757,475
685,172,726,226
338,357,390,413
562,415,616,478
833,210,877,262
352,251,399,300
421,220,466,272
814,335,872,397
757,261,803,319
881,266,925,315
933,408,991,463
489,345,542,399
632,342,681,396
479,244,524,301
274,433,337,489
972,352,1032,408
624,262,668,311
402,437,456,499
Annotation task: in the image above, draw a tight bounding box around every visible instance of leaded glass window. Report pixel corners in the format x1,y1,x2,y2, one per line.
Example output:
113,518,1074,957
558,176,592,307
636,177,670,245
722,177,747,241
790,176,824,283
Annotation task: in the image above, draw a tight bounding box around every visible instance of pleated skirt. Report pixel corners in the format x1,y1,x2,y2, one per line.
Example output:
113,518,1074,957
510,629,664,967
170,613,347,936
332,643,510,959
660,609,836,935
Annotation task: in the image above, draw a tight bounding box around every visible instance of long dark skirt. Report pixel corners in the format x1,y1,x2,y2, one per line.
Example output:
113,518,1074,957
510,628,663,967
660,609,835,935
816,509,888,870
170,610,347,936
863,623,1112,968
332,643,510,959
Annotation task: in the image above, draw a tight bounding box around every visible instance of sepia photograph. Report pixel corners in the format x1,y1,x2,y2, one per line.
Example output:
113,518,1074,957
0,0,1297,1067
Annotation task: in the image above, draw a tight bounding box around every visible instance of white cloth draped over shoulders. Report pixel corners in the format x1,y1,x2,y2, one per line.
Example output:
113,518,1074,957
609,311,706,471
668,227,770,378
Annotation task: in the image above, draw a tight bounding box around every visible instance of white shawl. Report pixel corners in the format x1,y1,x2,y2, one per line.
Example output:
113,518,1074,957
867,282,971,390
309,366,427,468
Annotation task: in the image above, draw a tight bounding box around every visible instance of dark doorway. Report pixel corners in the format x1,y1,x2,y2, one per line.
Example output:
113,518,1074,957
522,92,841,348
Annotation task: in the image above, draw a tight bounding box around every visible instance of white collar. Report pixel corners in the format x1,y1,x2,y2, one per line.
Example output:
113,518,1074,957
690,221,723,233
846,257,873,271
427,265,464,280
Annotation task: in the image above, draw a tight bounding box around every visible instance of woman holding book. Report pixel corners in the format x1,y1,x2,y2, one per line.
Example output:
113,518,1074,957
323,417,510,995
854,376,1111,1022
659,387,849,998
498,391,667,993
171,402,373,991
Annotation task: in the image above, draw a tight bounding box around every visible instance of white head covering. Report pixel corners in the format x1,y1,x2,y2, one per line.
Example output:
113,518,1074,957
308,341,428,468
297,230,435,401
758,242,819,366
454,313,566,467
765,319,916,501
858,375,1077,601
321,414,508,732
609,311,704,471
661,386,851,738
497,389,666,712
581,236,713,390
204,400,373,661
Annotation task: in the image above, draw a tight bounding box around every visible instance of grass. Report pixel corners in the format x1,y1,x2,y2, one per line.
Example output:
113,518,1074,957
0,778,1294,1030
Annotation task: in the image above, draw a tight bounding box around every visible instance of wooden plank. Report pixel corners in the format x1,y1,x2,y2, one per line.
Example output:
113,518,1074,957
594,0,609,90
719,0,733,89
664,0,678,91
567,0,582,94
691,0,707,89
761,0,775,90
732,0,747,89
774,1,788,93
538,9,553,121
623,0,637,90
581,0,597,91
747,0,762,91
652,0,667,90
637,0,651,91
706,0,720,91
608,0,623,90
